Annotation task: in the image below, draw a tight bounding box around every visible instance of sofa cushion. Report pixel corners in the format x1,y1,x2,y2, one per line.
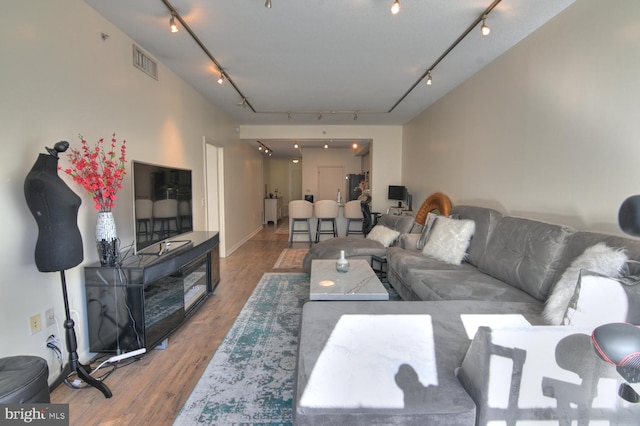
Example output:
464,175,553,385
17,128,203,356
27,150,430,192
542,242,628,325
450,206,503,267
408,269,543,305
302,238,387,273
295,300,545,426
366,225,400,247
553,231,640,281
387,245,470,276
563,271,640,327
477,217,574,301
377,213,419,234
421,217,475,265
456,326,637,426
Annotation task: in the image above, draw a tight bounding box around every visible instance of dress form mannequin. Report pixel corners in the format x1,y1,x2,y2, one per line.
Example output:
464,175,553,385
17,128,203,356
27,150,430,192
24,142,112,398
24,142,83,272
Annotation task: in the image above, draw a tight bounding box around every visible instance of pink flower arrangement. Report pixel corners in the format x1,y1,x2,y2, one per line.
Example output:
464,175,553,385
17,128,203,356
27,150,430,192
62,133,127,212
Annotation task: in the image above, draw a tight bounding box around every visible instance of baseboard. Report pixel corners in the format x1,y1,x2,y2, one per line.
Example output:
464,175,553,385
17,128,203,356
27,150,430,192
225,225,263,257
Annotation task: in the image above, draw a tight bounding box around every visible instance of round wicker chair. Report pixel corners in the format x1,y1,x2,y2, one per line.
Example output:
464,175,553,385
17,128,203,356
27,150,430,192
414,192,452,225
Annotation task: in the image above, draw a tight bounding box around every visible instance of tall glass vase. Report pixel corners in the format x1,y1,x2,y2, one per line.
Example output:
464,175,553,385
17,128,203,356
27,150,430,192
96,211,119,266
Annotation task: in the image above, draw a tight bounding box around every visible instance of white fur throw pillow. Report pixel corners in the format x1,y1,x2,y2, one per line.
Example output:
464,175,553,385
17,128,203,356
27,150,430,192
421,216,475,265
542,242,628,325
366,225,400,248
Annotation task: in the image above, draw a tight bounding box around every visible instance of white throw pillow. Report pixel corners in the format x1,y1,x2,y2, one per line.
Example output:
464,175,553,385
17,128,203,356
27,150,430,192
421,216,475,265
366,225,400,248
563,270,640,328
542,242,627,325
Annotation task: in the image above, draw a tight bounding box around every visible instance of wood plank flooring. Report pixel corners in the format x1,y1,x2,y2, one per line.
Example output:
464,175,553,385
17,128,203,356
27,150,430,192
50,222,306,425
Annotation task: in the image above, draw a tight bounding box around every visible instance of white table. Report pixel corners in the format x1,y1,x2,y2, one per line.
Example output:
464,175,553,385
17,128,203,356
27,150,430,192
309,259,389,300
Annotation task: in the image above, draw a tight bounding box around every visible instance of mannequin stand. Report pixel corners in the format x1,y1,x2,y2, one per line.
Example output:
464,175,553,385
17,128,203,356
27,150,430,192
59,270,112,398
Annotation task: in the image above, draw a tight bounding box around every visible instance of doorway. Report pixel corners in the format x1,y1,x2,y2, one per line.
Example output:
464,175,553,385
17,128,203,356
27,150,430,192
205,139,225,256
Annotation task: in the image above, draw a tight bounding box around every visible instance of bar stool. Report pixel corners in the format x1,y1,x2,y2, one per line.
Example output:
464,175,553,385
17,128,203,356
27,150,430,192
288,200,314,247
178,200,192,232
135,199,153,239
344,200,364,236
152,199,179,239
314,200,339,243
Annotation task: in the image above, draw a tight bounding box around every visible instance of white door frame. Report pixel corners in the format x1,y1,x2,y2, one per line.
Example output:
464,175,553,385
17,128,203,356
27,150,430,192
204,137,226,257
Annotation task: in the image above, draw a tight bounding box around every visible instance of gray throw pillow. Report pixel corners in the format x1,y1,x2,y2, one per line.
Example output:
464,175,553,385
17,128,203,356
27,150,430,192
416,212,438,250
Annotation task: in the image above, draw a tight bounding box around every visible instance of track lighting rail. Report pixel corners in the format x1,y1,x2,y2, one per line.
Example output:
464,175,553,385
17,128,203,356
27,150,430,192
161,0,256,113
162,0,501,119
388,0,501,113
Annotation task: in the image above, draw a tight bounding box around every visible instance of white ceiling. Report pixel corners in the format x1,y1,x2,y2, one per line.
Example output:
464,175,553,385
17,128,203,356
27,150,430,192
84,0,574,157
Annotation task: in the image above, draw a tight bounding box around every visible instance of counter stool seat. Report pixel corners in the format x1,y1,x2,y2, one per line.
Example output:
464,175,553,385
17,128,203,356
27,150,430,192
289,200,314,247
344,200,364,236
314,200,339,243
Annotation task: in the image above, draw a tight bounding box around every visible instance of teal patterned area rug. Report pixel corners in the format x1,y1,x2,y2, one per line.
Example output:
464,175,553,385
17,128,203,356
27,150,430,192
173,272,401,425
173,272,309,426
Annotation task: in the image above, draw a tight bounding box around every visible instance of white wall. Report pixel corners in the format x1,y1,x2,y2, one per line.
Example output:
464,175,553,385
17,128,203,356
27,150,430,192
300,147,363,201
1,0,261,384
403,0,640,235
240,125,403,213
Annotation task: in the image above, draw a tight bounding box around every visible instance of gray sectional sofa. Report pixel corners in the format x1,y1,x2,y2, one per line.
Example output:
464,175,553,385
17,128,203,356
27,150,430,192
302,213,419,273
387,205,640,307
294,205,640,425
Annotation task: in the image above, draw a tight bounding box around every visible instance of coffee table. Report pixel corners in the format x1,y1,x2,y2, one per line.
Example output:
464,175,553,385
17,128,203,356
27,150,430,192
309,259,389,300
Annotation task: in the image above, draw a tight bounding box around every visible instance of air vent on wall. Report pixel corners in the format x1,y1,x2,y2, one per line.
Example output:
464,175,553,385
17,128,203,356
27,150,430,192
133,45,158,80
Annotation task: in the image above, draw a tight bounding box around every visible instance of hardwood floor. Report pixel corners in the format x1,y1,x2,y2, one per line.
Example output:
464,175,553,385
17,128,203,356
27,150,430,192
50,222,304,425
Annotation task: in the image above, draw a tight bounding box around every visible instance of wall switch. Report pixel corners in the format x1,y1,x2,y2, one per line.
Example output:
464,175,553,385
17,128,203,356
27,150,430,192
45,308,55,327
29,313,42,335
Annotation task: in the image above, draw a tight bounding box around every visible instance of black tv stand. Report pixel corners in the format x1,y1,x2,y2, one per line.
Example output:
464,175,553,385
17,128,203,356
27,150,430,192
84,231,220,354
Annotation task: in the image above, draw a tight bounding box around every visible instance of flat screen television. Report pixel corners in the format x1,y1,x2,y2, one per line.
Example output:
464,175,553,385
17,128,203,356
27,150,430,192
132,160,193,254
388,185,407,207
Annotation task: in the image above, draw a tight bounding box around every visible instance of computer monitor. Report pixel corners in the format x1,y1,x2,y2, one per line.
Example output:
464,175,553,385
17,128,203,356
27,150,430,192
388,185,407,207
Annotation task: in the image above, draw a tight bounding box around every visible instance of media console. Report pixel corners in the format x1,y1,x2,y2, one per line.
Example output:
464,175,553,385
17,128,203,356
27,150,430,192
84,231,220,354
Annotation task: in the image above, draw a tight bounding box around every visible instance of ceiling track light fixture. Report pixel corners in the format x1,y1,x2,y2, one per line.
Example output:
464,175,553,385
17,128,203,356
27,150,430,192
389,0,501,113
163,0,500,119
257,140,273,156
391,0,401,15
481,14,491,36
169,12,179,33
161,0,255,113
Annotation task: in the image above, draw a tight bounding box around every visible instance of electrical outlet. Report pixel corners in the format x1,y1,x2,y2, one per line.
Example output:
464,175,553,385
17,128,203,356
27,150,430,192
45,308,55,327
29,313,42,335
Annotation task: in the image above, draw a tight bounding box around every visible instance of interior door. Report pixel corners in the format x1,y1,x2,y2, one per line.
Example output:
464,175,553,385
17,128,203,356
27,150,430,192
317,166,345,201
